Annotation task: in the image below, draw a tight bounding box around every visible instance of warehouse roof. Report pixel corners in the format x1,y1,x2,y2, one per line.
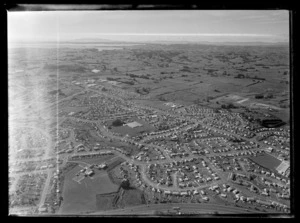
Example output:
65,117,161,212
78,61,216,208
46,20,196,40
125,121,143,128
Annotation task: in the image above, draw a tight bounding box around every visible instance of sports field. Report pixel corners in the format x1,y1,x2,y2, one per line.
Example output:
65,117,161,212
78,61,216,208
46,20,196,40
249,154,281,172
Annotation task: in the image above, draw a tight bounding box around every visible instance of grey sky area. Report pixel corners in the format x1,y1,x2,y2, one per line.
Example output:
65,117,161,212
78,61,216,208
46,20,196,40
8,10,289,43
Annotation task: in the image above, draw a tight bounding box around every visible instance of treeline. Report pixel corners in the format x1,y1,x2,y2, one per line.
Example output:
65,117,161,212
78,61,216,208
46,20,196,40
255,93,274,99
221,103,238,109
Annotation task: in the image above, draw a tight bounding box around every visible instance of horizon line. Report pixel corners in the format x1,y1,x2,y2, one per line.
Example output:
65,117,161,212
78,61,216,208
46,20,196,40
73,33,276,37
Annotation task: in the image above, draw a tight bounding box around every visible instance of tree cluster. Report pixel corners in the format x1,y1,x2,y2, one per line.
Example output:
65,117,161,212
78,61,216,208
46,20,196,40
112,119,124,127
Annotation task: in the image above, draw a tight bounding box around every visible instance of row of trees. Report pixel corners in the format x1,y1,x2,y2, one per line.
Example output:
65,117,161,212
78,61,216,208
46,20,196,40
255,93,273,99
221,103,238,109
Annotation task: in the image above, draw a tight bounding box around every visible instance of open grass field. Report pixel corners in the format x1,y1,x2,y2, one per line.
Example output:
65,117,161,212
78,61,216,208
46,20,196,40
59,165,119,214
96,192,118,211
106,157,126,171
95,186,146,211
249,154,282,172
119,188,146,207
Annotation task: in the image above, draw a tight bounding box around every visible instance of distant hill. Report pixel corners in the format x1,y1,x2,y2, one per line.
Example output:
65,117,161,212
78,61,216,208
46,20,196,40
148,40,289,46
9,38,289,47
205,41,289,46
70,38,116,42
64,38,136,44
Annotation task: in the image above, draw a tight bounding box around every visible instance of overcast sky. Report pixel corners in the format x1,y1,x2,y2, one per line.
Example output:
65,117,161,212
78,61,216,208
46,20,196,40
8,10,289,43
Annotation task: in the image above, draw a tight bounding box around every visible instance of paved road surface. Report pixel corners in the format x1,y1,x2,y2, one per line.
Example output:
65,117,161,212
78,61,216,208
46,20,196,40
38,169,54,209
74,203,266,215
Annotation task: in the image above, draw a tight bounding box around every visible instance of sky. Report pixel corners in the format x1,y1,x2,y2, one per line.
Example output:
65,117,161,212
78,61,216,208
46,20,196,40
7,10,289,43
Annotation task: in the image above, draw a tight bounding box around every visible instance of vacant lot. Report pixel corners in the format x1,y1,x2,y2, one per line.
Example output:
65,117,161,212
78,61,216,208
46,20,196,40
119,188,146,207
106,157,126,171
96,187,146,211
96,193,118,211
59,166,119,214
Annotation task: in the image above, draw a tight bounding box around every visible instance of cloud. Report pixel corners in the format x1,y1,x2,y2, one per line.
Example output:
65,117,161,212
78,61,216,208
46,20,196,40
208,11,288,23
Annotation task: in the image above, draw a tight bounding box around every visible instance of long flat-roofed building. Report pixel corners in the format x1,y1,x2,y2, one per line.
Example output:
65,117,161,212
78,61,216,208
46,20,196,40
125,121,143,128
276,161,290,175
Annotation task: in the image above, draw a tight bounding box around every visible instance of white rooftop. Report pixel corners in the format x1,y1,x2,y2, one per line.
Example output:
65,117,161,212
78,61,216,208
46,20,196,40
125,121,143,128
